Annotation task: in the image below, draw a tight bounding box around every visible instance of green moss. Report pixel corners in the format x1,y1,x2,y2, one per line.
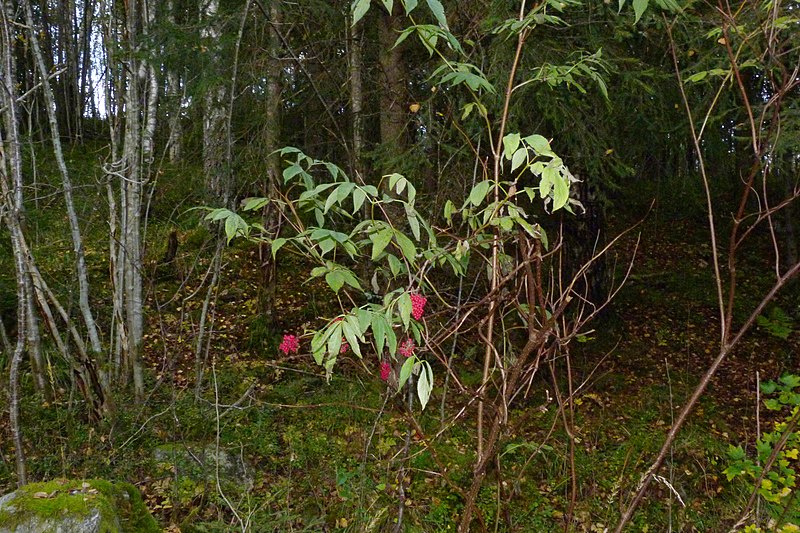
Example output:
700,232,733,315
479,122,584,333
0,479,159,533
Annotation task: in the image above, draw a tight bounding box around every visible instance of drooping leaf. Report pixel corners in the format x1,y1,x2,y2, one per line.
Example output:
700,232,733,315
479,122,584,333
352,0,371,25
242,197,270,211
552,170,570,211
342,319,362,357
468,180,492,207
326,270,345,293
523,134,553,155
406,206,421,241
370,227,393,260
398,291,412,329
632,0,648,23
353,188,367,213
373,314,387,355
417,360,433,409
394,230,417,264
502,133,521,160
271,238,287,257
399,356,416,390
283,163,304,183
511,147,527,172
425,0,448,29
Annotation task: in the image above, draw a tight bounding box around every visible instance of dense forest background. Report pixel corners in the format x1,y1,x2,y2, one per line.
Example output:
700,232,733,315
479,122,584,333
0,0,799,531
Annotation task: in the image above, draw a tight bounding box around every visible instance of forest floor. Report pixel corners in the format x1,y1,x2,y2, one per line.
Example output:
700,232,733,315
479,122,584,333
0,180,798,531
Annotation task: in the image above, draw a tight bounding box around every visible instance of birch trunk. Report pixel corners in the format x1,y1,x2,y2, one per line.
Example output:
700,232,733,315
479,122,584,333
2,7,30,482
99,0,126,380
117,0,157,400
0,3,45,394
166,0,182,163
24,0,104,359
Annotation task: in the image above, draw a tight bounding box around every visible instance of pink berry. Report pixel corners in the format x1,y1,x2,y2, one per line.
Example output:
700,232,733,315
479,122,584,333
279,334,300,355
398,338,415,358
380,362,391,381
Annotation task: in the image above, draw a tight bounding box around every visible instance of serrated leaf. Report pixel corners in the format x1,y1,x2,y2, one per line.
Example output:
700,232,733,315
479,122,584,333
394,230,417,264
406,181,416,204
282,163,303,183
540,167,556,199
385,319,398,356
388,173,403,191
387,254,403,276
324,189,340,214
371,227,393,260
425,0,448,28
340,269,362,291
404,0,418,14
342,319,362,357
468,180,492,207
224,213,248,243
336,181,355,202
502,133,521,160
398,291,412,329
523,134,553,155
461,103,475,120
327,323,343,358
511,147,527,172
326,271,345,293
311,330,326,365
727,444,745,461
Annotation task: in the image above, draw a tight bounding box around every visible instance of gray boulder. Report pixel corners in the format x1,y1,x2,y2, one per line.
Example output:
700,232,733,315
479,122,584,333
0,479,158,533
153,444,253,490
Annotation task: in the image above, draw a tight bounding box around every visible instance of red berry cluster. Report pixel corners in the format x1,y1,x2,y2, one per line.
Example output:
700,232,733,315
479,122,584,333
398,338,415,358
279,334,300,355
410,293,427,321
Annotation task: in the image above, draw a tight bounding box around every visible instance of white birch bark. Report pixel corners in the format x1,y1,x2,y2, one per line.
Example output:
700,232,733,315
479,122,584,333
117,0,158,400
1,2,45,395
1,6,29,481
23,0,104,357
166,0,182,163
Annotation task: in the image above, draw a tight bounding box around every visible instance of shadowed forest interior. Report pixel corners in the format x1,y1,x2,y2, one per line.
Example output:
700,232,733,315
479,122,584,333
0,0,799,531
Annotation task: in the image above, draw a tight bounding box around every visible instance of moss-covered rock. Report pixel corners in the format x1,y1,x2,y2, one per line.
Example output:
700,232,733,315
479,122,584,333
0,479,159,533
153,444,253,490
